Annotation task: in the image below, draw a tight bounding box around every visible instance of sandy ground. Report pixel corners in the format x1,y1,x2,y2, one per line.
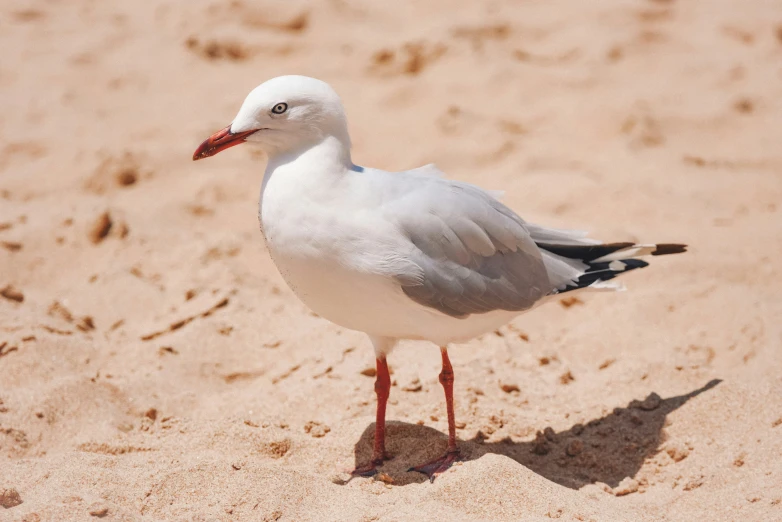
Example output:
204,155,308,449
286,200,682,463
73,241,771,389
2,0,782,520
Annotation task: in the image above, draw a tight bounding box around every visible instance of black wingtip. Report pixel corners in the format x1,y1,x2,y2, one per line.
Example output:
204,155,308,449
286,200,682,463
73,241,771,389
652,244,688,256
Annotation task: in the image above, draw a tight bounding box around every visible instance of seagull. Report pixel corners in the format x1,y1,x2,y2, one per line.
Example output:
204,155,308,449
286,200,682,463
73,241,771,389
193,75,686,482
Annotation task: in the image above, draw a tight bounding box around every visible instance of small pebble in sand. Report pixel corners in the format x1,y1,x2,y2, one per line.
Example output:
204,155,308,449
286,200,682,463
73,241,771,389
144,408,158,421
559,296,583,308
88,503,109,517
376,472,394,484
1,241,22,252
455,421,466,429
48,301,74,322
0,285,24,303
360,367,377,377
76,316,95,332
500,382,520,393
665,442,690,462
116,168,138,186
532,431,550,455
89,212,113,244
639,392,662,411
613,477,639,496
1,487,23,508
566,438,584,456
330,472,351,485
559,371,575,385
733,453,746,467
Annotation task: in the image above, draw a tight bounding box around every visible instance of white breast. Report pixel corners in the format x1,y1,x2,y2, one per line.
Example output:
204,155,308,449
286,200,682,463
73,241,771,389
259,161,412,336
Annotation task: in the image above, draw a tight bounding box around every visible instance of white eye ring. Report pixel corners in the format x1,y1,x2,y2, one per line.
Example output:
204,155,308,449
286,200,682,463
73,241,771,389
271,102,288,114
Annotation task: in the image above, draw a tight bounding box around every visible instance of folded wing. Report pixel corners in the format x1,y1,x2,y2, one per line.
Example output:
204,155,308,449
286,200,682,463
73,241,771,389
378,169,552,319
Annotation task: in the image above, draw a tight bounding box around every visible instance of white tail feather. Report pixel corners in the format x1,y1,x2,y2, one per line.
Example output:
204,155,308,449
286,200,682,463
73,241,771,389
591,244,658,263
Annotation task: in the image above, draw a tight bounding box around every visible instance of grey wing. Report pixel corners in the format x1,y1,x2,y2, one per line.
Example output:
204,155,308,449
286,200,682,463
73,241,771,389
381,173,553,318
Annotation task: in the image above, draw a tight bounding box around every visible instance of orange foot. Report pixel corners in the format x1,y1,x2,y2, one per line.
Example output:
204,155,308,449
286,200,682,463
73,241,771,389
408,449,460,482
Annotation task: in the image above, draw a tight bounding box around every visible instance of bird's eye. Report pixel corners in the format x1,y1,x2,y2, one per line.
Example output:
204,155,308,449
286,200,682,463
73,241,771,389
271,103,288,115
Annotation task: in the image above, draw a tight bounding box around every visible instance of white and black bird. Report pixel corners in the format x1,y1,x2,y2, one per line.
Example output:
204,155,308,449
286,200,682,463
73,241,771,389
193,75,686,481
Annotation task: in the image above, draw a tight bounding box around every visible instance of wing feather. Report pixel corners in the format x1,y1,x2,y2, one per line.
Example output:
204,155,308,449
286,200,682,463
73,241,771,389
375,166,552,318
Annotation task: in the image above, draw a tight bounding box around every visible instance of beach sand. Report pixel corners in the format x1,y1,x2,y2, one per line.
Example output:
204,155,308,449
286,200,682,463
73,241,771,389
2,0,781,520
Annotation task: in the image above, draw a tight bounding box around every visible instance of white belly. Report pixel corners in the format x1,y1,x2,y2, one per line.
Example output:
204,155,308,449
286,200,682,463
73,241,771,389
265,242,522,346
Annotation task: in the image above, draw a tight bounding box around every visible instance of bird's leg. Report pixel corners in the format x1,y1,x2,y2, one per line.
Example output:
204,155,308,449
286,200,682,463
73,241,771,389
409,347,461,482
441,347,458,454
351,356,392,477
372,356,393,462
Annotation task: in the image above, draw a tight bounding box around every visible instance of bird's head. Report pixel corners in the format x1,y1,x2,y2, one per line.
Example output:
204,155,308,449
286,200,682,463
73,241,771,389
193,75,350,161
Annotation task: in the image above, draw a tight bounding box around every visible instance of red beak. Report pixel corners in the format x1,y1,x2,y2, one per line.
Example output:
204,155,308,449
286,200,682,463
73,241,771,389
192,125,258,161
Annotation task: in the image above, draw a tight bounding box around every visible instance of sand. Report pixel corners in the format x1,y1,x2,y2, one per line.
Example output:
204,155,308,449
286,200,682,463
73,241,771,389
2,0,782,520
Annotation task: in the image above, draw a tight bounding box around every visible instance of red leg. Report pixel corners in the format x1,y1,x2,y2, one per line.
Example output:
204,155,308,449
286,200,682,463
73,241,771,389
409,347,461,482
352,356,392,476
440,347,458,454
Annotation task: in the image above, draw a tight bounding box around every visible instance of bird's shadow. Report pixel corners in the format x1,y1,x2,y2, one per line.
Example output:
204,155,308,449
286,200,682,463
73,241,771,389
350,379,721,487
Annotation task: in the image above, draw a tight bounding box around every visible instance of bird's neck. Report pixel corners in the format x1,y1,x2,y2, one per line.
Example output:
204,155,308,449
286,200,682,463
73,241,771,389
260,135,354,217
265,134,351,175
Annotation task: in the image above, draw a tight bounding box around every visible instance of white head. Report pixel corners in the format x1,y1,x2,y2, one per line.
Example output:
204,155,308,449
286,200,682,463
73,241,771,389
193,75,350,161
